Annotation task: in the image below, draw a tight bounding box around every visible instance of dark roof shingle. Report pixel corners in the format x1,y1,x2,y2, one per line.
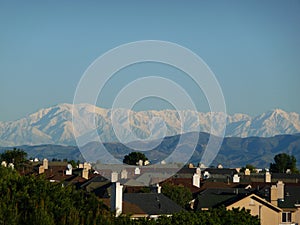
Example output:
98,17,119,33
123,193,184,215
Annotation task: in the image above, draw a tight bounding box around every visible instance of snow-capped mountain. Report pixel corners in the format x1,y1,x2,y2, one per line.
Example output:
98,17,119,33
0,103,299,146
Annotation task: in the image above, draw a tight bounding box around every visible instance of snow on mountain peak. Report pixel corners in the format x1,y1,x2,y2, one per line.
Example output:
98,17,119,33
0,104,299,146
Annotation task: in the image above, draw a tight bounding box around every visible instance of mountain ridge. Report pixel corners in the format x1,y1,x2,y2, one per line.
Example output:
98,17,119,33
1,132,299,169
0,103,300,147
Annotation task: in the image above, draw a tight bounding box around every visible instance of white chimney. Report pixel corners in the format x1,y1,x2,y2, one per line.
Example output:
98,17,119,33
82,168,89,179
38,165,45,174
195,167,201,175
203,171,210,179
198,163,206,168
134,167,140,175
83,162,91,171
120,169,128,179
66,164,73,175
233,174,240,183
265,171,271,183
193,173,201,188
244,168,250,175
43,158,48,170
111,171,119,182
156,183,162,193
138,160,143,166
111,182,123,216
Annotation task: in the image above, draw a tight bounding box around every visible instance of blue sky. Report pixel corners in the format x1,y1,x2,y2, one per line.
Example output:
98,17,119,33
0,1,300,121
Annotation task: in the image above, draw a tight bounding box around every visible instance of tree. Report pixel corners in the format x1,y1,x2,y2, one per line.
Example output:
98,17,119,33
123,152,148,165
68,160,77,168
270,153,299,174
240,164,256,173
155,207,259,225
0,148,27,168
161,183,192,209
0,166,111,225
0,166,260,225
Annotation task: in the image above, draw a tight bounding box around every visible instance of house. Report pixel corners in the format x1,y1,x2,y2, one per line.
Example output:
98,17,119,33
278,186,300,224
238,172,300,184
194,179,300,225
106,171,185,218
195,188,282,225
227,194,282,225
195,187,251,210
271,183,300,224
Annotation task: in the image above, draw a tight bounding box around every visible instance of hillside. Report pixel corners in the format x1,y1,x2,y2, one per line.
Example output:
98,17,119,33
2,132,300,169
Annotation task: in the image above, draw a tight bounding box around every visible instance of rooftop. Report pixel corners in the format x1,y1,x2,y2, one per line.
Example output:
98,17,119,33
123,193,184,215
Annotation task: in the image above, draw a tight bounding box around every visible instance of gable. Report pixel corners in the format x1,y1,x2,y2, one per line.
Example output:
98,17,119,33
228,194,282,213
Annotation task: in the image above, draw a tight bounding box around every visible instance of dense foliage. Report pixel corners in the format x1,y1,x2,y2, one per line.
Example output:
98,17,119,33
161,183,193,209
154,208,260,225
0,167,260,225
123,152,148,165
0,166,113,225
270,153,299,173
102,207,260,225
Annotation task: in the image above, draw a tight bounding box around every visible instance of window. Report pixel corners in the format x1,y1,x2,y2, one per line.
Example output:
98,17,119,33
282,212,292,222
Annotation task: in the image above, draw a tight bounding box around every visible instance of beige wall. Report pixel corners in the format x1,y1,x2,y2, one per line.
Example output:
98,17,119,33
279,208,300,224
291,208,300,224
227,195,281,225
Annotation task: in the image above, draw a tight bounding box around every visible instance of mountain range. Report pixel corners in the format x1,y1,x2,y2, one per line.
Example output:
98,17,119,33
0,103,300,147
1,132,299,169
